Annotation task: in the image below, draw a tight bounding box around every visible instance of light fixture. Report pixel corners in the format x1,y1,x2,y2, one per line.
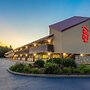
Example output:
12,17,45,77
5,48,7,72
63,53,66,56
33,43,37,46
34,53,36,56
20,54,22,57
47,39,51,44
16,50,18,51
20,48,22,50
14,50,17,52
48,52,51,56
25,46,28,49
80,54,83,57
25,54,28,56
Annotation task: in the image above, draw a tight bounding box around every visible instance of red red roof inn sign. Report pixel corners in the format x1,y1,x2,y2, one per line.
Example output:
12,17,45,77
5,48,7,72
82,26,89,43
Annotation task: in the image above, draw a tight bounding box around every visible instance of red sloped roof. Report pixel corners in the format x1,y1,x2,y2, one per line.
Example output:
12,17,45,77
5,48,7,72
49,16,90,32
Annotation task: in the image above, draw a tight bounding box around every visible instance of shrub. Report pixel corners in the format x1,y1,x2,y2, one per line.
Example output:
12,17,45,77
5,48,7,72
83,67,90,74
10,63,25,72
47,58,63,65
58,69,63,74
72,68,81,74
68,67,75,74
53,58,63,64
23,64,31,73
79,65,87,70
39,68,45,74
62,67,72,75
62,58,76,68
34,59,45,68
28,63,32,67
46,59,53,63
31,68,41,74
10,65,16,71
44,62,60,74
70,65,90,74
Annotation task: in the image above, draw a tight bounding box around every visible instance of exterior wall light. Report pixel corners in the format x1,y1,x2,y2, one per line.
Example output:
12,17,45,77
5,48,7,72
14,50,17,52
34,43,37,46
20,54,22,57
48,52,51,56
25,54,28,56
63,53,66,56
80,54,83,57
25,46,28,49
17,50,18,51
34,53,36,56
48,52,51,59
47,39,51,44
20,48,22,50
15,55,18,57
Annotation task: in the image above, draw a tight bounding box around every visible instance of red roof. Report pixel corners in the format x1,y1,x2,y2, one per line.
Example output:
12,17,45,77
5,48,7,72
49,16,90,32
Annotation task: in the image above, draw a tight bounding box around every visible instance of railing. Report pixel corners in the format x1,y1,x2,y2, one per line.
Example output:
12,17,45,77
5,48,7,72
29,44,54,53
14,44,54,54
5,53,14,57
15,48,29,54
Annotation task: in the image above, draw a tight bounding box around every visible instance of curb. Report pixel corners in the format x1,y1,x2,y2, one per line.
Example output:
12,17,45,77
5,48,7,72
7,69,90,78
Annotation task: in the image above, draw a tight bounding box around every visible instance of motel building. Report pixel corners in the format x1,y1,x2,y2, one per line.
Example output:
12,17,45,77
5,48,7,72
5,16,90,64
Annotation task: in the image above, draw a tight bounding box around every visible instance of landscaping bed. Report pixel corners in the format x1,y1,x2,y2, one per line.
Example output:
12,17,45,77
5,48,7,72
9,58,90,76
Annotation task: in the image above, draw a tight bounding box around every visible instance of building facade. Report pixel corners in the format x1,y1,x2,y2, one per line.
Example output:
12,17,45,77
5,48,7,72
5,16,90,64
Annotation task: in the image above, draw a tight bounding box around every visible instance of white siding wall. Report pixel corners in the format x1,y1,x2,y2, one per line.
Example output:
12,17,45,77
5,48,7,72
49,20,90,54
62,20,90,54
49,29,62,53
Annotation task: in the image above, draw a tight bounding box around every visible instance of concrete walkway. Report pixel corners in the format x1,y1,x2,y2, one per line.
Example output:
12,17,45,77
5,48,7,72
1,58,90,90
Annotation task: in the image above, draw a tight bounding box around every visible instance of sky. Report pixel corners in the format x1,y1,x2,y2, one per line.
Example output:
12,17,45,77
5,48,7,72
0,0,90,48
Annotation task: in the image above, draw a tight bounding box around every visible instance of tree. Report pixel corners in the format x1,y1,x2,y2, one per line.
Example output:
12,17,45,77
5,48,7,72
0,46,13,58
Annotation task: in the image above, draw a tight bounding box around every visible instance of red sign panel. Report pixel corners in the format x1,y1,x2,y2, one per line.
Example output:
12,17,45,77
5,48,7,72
82,26,89,43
